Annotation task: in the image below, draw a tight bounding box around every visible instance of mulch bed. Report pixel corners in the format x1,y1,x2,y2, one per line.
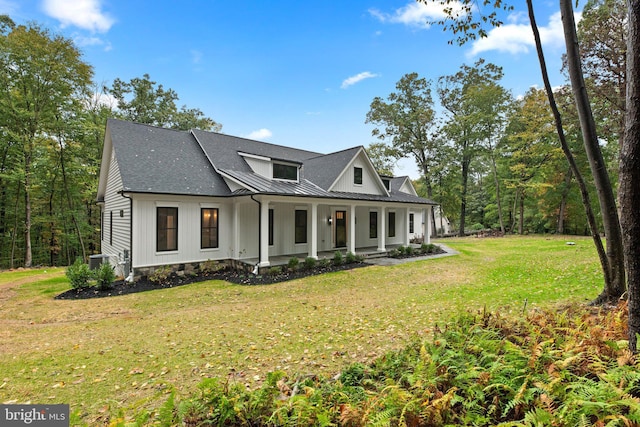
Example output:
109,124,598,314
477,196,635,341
55,262,369,300
55,246,447,300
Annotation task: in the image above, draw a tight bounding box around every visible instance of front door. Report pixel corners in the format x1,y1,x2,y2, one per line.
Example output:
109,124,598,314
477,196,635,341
335,210,347,247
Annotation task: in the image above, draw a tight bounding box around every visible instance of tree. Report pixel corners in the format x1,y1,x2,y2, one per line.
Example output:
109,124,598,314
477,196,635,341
106,74,221,131
560,0,626,301
577,0,627,151
502,88,561,233
365,73,440,235
0,23,93,267
426,0,629,304
437,60,506,236
622,0,640,351
365,142,398,176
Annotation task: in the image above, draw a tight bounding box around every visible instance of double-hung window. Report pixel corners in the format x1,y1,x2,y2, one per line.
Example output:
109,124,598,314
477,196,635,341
388,211,396,238
369,211,377,239
295,210,307,244
157,207,178,251
354,167,363,185
201,208,219,249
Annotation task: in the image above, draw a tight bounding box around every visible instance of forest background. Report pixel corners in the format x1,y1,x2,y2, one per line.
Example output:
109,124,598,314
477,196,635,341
0,0,628,269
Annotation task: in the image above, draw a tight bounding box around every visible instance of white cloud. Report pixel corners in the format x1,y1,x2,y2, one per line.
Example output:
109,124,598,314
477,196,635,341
73,34,112,51
341,71,379,89
245,128,272,141
42,0,114,33
468,11,581,56
190,49,203,64
369,1,464,29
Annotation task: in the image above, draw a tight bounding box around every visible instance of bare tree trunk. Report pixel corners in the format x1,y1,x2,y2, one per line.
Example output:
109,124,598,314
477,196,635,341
557,168,573,234
518,191,525,235
623,0,640,352
459,154,470,236
510,189,519,233
23,150,32,268
560,0,626,301
527,0,613,302
491,155,505,233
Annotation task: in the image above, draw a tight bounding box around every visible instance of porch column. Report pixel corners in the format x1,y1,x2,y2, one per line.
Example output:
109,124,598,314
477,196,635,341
348,204,356,254
378,206,386,251
425,207,431,244
405,208,411,246
308,202,318,259
259,199,270,267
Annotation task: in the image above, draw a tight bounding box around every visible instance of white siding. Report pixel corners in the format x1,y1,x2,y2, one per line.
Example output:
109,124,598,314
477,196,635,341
331,152,386,195
131,195,234,268
244,156,271,179
400,180,418,196
101,154,130,267
237,201,259,259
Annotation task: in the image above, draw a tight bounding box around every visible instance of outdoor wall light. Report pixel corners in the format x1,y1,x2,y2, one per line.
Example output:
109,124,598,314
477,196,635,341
328,216,332,225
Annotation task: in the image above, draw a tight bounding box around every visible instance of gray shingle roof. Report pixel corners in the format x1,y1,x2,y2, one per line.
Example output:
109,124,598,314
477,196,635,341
303,146,362,190
108,119,230,196
107,119,436,205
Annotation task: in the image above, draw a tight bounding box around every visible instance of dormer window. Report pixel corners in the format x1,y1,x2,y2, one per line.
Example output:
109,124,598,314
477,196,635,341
354,167,363,185
273,162,298,181
382,178,390,190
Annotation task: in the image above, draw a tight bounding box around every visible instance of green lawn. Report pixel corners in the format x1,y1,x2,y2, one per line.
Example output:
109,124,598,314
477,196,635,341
0,236,602,425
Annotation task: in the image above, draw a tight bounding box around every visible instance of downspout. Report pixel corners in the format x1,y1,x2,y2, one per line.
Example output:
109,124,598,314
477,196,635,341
119,191,134,282
250,195,260,274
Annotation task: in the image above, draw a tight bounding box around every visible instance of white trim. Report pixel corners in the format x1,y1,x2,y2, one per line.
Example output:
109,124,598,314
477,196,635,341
238,151,271,161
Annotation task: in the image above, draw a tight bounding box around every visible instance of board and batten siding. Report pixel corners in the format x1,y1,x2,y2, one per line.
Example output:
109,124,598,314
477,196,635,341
131,195,234,268
243,156,271,179
331,153,385,195
101,154,130,265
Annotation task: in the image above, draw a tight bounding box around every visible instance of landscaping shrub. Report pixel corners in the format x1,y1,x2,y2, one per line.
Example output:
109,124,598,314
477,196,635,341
345,251,357,264
66,258,93,289
303,257,317,270
149,265,171,284
421,243,436,254
318,258,331,268
332,251,343,265
287,257,299,271
95,262,116,291
405,245,414,256
267,266,282,276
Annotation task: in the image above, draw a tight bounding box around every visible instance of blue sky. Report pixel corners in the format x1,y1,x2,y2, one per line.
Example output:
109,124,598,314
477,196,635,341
2,0,573,178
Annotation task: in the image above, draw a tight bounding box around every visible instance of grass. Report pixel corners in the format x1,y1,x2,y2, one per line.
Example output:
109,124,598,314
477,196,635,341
0,236,603,425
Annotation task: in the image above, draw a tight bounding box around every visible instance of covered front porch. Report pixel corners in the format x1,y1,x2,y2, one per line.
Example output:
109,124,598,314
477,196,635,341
234,195,433,270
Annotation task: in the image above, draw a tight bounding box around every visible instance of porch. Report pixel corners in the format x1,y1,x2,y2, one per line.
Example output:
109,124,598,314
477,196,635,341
239,244,415,273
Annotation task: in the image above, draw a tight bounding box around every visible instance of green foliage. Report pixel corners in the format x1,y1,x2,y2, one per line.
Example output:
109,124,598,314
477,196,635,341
332,251,343,266
161,303,640,426
303,257,317,270
149,265,171,284
65,258,92,289
471,222,485,231
287,257,299,271
421,243,437,254
94,262,115,291
267,266,282,276
318,258,331,268
200,259,223,274
345,251,357,264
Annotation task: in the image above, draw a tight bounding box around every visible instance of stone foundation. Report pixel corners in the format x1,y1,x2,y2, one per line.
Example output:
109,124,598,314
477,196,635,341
133,259,231,281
